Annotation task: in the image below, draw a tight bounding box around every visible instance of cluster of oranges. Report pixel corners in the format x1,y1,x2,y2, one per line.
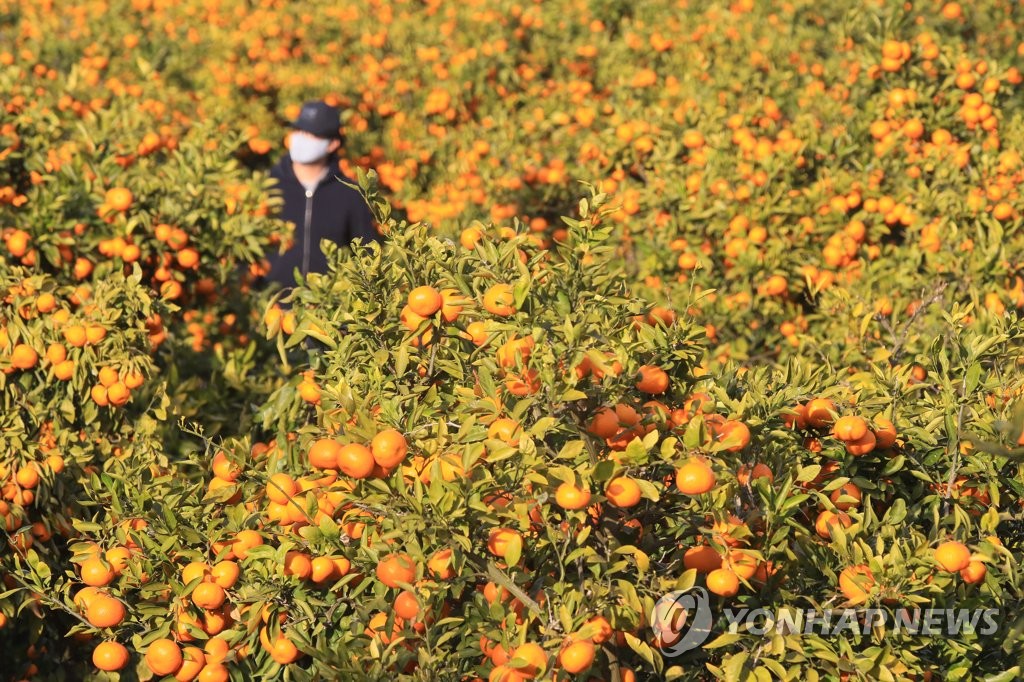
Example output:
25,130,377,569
0,456,60,552
838,539,991,607
70,529,239,679
0,277,148,405
784,399,899,458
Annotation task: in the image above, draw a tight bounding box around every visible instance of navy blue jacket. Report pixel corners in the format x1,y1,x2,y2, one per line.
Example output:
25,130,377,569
264,153,379,288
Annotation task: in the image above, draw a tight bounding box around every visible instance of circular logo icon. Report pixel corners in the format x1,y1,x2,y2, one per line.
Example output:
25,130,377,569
651,587,713,656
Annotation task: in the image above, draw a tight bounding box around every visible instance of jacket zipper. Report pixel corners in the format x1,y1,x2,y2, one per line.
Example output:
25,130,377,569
301,188,314,278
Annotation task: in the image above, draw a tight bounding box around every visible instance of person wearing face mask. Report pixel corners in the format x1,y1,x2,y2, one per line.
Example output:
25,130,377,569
262,100,379,289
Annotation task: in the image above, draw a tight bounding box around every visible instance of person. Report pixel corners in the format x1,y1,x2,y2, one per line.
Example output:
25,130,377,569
263,100,379,289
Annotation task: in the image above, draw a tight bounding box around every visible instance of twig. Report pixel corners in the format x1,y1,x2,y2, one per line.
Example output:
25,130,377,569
943,373,970,515
0,535,94,629
426,336,439,378
884,281,948,365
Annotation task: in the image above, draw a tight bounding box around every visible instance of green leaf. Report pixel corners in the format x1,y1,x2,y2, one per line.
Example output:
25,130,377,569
557,440,585,460
394,344,409,376
531,417,558,437
575,525,592,546
760,658,789,679
635,478,661,502
592,460,616,482
704,632,743,649
674,569,697,591
796,465,821,483
624,632,656,667
722,652,750,682
560,388,588,402
881,455,905,475
683,415,704,449
884,498,907,526
614,545,650,573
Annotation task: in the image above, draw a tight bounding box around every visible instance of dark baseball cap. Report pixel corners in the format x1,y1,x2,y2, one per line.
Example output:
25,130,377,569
290,100,342,139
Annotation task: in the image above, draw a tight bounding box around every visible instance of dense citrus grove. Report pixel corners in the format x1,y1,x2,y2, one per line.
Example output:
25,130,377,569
4,0,1024,680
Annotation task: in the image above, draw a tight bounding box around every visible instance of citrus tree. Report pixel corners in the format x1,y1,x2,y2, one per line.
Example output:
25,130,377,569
2,0,1024,680
4,177,1017,681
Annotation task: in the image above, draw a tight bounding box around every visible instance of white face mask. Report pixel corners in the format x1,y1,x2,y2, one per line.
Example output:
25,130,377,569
289,134,332,164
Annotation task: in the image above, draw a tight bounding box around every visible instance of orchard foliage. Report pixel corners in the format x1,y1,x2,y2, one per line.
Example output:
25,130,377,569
2,1,1024,681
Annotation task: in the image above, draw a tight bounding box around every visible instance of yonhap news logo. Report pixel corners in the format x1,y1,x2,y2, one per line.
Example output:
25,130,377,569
651,588,714,655
651,589,999,656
